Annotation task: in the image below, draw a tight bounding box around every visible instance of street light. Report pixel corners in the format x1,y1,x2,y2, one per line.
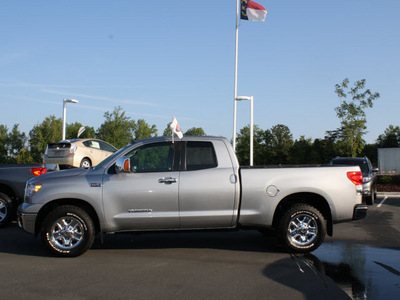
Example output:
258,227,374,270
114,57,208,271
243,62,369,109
62,99,78,140
233,96,254,166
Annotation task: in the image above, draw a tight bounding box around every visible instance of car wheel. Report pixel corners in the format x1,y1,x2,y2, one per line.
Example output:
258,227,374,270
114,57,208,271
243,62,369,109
366,188,375,205
0,192,14,227
41,205,95,257
80,158,91,168
278,204,326,253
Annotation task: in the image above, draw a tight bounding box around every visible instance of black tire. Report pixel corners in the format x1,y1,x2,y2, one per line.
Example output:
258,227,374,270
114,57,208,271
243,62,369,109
80,158,91,168
41,205,95,257
278,204,326,253
366,187,376,205
0,192,14,227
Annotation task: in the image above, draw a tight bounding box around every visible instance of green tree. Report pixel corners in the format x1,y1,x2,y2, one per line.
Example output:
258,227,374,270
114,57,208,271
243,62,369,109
0,125,9,163
236,125,265,165
29,116,62,162
265,124,294,164
133,119,158,141
96,106,135,148
334,78,380,157
184,127,206,136
66,122,96,139
289,136,314,164
162,122,172,136
16,148,34,164
376,125,400,148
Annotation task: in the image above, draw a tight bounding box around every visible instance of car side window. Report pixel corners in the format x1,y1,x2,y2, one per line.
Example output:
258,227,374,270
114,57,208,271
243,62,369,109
185,141,217,171
126,142,174,173
100,141,117,152
83,140,100,149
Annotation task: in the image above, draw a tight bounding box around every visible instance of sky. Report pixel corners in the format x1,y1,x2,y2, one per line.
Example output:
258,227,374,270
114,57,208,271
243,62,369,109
1,0,399,144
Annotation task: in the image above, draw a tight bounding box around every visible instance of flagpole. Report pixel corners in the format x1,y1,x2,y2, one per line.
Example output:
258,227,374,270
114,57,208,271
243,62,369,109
233,0,240,152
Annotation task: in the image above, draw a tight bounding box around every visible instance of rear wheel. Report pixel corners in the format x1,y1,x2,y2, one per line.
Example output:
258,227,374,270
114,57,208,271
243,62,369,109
41,205,95,257
0,192,14,227
278,204,326,253
80,158,91,168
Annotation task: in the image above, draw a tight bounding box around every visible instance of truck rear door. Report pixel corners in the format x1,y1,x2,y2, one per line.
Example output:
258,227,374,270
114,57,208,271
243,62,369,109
178,140,237,228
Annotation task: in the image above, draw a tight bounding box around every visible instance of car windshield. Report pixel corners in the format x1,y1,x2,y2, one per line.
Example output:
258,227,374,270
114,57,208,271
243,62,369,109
93,144,132,170
330,159,369,175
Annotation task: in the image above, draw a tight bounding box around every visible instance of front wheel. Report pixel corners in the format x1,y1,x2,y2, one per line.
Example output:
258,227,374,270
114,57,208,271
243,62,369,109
41,205,95,257
278,204,326,253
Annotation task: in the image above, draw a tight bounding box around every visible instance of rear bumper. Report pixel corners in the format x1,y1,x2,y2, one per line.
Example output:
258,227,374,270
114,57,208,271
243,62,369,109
353,204,368,220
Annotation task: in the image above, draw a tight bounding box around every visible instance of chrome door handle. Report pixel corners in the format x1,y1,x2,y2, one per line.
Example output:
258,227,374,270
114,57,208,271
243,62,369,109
158,177,177,184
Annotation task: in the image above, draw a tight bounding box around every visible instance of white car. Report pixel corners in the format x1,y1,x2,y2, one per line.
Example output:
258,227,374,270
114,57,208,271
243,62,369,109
43,138,117,169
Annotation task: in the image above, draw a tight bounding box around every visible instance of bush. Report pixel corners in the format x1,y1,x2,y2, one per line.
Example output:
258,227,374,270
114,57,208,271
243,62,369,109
379,176,393,184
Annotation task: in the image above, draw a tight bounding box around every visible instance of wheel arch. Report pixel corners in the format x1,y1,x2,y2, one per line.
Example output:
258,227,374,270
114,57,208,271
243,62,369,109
35,198,101,236
0,183,17,200
272,192,333,236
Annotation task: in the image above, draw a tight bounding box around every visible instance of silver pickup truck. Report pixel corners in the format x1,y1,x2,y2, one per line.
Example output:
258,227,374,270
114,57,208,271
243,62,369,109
18,136,367,257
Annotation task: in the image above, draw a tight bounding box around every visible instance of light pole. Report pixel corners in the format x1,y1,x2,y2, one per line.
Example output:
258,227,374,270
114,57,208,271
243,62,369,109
234,96,254,166
62,99,78,140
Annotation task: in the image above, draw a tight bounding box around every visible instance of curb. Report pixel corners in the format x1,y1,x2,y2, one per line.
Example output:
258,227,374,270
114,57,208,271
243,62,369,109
376,192,400,197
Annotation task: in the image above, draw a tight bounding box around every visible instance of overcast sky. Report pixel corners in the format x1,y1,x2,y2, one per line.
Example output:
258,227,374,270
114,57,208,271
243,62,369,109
1,0,398,144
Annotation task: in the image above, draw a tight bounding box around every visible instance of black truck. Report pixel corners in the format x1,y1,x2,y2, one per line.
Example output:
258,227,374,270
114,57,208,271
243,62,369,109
0,164,53,226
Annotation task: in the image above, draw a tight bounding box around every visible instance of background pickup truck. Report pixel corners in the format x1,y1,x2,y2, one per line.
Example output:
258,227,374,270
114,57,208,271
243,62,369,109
0,164,48,226
18,136,367,257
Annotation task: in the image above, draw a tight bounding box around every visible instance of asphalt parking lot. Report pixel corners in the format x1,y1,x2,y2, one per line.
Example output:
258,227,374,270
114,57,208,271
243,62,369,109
1,195,400,300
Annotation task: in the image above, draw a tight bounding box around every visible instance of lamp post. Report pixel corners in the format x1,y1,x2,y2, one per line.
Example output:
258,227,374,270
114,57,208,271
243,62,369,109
233,96,254,166
62,99,78,140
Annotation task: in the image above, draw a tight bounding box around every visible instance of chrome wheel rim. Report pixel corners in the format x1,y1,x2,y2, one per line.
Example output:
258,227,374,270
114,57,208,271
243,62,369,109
288,213,318,247
81,160,91,168
48,216,84,250
0,199,7,222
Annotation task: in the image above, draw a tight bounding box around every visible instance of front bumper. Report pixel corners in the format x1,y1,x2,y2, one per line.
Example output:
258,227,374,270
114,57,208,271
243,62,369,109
353,204,368,220
17,203,40,235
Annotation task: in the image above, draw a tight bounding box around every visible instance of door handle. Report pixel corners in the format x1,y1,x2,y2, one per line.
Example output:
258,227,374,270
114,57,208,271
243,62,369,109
158,177,177,184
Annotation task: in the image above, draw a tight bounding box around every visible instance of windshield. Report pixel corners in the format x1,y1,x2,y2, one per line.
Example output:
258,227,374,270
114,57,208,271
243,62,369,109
330,159,369,176
93,144,133,170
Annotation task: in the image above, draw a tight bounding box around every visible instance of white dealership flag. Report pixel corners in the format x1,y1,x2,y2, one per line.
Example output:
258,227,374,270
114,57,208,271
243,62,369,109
170,116,183,139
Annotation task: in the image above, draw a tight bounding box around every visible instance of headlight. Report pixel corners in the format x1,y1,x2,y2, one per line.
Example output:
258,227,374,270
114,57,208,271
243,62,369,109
25,183,43,200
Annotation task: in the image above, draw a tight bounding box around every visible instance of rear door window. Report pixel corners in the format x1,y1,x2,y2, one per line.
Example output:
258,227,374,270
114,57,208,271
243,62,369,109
185,141,217,171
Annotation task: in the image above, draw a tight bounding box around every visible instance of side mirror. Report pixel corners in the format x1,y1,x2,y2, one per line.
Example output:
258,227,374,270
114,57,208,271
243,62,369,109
372,167,379,173
115,157,131,173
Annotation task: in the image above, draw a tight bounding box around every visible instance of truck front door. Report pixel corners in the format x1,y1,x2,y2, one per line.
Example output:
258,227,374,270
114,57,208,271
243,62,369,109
102,142,180,231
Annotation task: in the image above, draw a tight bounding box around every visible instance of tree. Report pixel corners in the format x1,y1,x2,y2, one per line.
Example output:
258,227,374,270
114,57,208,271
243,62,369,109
0,125,8,163
377,125,400,148
133,119,158,141
236,124,266,166
163,122,172,137
184,127,206,136
96,106,135,148
66,122,96,139
265,124,294,164
334,78,380,157
289,136,314,164
29,116,62,162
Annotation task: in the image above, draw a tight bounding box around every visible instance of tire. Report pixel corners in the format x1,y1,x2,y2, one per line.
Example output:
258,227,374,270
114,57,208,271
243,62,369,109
41,205,95,257
278,204,326,253
0,192,14,227
80,158,91,168
366,187,376,205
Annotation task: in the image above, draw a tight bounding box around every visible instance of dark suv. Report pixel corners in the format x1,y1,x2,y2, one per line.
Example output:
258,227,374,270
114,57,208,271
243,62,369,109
329,157,379,205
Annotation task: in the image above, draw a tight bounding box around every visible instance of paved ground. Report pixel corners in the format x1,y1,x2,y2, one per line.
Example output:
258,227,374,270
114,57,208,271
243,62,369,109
1,196,400,299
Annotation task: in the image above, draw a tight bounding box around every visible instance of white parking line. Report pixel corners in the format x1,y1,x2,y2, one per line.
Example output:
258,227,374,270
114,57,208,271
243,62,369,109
377,196,388,208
